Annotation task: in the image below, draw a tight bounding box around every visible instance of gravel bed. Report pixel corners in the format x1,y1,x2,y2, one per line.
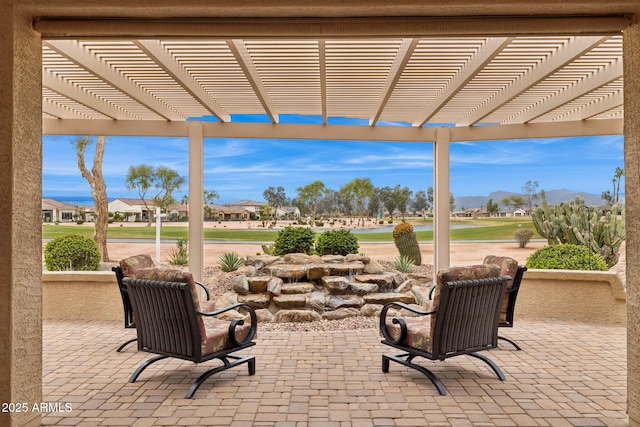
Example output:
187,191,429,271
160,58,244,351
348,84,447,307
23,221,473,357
201,261,433,332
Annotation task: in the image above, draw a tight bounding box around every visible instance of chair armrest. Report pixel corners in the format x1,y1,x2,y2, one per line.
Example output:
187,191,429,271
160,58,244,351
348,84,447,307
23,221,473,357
379,301,435,345
428,283,436,300
195,281,211,300
199,303,257,346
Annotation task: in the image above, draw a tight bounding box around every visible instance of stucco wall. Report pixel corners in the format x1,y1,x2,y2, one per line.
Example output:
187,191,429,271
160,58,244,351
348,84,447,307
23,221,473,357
517,269,626,324
43,272,122,322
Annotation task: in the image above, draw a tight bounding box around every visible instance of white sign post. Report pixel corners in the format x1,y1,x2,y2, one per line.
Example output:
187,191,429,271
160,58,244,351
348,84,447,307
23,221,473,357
155,207,161,263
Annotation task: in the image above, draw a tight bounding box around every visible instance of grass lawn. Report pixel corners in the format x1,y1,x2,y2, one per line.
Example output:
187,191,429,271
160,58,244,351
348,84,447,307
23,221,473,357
43,218,541,242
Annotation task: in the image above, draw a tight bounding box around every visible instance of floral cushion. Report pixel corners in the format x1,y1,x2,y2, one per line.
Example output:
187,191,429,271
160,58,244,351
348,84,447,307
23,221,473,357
201,317,252,354
483,255,519,323
120,254,155,277
385,317,433,353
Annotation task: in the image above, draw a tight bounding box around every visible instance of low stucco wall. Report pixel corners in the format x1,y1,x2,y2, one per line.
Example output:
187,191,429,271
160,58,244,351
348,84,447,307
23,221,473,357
43,271,121,322
517,269,626,324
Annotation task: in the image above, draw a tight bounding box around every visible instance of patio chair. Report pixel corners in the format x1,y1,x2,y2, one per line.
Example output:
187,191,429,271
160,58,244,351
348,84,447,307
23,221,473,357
123,268,257,399
483,255,528,350
380,265,510,395
112,254,212,352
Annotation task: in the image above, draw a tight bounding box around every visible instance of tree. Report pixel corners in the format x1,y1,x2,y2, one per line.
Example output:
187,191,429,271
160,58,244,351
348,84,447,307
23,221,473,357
343,178,374,226
126,164,184,226
391,185,413,220
411,190,429,219
263,186,287,223
180,194,189,219
73,136,110,261
500,195,525,213
296,180,327,219
379,186,397,221
203,189,219,203
521,180,539,214
485,198,499,217
612,166,624,204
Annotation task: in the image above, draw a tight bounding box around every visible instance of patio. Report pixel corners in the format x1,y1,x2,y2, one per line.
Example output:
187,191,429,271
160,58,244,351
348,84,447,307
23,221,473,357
43,319,627,426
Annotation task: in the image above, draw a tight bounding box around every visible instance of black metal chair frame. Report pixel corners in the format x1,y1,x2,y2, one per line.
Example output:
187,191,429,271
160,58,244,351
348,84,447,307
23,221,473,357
112,265,211,352
123,277,257,399
497,265,527,350
380,276,510,396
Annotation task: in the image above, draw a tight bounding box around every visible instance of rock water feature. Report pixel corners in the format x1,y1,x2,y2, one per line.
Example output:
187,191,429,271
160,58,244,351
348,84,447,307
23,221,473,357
214,253,433,323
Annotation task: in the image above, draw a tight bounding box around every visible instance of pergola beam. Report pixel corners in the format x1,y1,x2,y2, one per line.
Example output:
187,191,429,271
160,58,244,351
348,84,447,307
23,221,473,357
43,118,622,141
227,39,279,124
458,36,609,126
45,40,183,121
134,39,230,122
413,37,512,127
369,38,418,126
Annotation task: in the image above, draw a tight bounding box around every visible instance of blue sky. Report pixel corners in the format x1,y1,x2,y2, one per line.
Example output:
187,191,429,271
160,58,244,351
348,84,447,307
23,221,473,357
42,121,624,205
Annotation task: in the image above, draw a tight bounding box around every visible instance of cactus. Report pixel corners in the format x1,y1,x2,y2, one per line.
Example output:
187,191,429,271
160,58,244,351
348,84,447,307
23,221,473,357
531,191,625,268
392,222,422,266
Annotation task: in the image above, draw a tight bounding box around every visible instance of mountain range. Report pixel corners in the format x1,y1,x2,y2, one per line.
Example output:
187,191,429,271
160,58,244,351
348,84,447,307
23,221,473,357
455,189,612,211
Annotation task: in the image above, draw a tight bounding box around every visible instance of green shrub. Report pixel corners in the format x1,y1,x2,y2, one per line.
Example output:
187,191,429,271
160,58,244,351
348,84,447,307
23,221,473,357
513,228,534,248
315,229,359,256
525,244,608,271
44,233,101,271
273,226,316,255
168,237,189,265
218,252,245,272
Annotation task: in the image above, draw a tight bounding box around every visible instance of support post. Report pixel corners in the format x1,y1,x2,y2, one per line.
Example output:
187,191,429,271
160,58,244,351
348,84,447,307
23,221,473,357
189,121,204,283
433,127,451,273
624,21,640,427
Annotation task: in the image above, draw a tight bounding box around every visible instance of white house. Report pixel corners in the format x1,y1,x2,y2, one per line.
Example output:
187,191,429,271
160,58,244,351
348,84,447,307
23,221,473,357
108,198,155,222
41,198,77,223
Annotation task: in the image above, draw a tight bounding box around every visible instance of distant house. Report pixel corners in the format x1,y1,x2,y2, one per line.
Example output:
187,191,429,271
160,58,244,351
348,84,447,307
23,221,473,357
108,198,155,222
42,198,78,223
224,200,269,220
279,206,301,219
513,208,528,217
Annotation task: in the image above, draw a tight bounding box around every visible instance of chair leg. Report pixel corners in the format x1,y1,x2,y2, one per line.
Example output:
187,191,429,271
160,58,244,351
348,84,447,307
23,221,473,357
129,355,169,383
498,335,522,351
467,353,506,381
382,353,447,396
116,338,137,353
185,355,256,399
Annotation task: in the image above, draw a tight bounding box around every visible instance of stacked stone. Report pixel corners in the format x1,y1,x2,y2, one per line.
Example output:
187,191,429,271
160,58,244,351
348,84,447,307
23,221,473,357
214,252,432,323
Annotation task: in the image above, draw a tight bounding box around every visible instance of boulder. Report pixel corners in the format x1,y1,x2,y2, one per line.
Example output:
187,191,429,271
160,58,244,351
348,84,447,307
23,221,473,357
231,275,250,295
322,307,360,320
363,292,416,305
329,262,365,276
274,310,321,323
255,308,275,323
321,276,351,293
283,253,311,264
281,282,315,294
349,282,379,295
307,291,326,312
247,275,271,293
363,260,385,274
326,294,364,309
267,277,283,296
264,264,308,280
272,294,308,309
307,264,332,280
237,293,271,309
360,303,383,317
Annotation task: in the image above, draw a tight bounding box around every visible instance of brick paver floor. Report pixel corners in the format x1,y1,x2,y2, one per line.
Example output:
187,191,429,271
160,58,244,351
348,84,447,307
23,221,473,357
42,319,627,426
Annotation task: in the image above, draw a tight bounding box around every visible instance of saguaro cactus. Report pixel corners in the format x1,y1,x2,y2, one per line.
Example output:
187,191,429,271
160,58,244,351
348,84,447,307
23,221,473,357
531,192,625,268
393,222,422,266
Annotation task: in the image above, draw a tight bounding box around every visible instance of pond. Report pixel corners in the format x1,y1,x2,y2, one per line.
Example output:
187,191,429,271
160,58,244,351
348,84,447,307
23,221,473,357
317,224,476,234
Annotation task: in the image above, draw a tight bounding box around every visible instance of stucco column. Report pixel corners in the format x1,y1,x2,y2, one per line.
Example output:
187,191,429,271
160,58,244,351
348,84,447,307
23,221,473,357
188,121,204,283
625,21,640,427
0,3,43,426
433,127,451,273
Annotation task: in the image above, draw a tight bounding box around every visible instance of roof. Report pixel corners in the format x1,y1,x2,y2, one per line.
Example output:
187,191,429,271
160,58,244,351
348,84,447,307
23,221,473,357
39,26,624,142
42,198,76,210
110,198,155,207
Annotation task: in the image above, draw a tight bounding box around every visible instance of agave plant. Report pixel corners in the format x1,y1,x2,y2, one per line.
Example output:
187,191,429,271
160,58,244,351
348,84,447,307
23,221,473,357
393,254,415,273
218,252,245,272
